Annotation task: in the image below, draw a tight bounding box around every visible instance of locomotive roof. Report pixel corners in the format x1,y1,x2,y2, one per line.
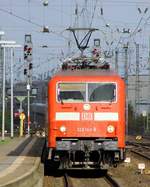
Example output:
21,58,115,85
54,69,120,78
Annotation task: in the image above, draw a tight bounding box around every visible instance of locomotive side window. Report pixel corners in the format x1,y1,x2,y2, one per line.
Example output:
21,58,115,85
88,83,116,102
57,83,86,102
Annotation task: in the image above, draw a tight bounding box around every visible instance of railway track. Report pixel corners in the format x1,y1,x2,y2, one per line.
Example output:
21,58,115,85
63,173,73,187
43,170,121,187
126,141,150,160
104,173,120,187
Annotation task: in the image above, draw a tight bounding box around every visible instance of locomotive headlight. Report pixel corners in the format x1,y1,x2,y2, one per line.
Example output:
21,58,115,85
107,125,115,133
60,126,66,132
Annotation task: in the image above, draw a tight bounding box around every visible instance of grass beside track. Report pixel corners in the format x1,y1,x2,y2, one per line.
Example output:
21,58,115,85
0,138,11,145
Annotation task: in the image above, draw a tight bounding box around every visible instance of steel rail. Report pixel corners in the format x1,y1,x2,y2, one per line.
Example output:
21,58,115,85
127,141,150,160
104,173,121,187
63,173,73,187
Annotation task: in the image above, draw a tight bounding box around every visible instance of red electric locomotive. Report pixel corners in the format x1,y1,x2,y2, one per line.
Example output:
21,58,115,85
43,67,126,169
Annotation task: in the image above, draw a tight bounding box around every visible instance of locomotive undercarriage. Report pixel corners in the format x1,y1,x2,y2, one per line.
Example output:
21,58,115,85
45,138,125,169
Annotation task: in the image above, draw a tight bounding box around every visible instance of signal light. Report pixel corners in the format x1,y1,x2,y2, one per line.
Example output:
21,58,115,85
24,68,27,75
24,45,28,51
27,47,32,55
29,63,33,70
14,112,20,118
24,43,32,61
24,54,27,60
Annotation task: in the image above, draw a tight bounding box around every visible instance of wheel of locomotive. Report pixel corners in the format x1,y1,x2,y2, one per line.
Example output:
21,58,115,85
43,150,60,175
41,141,52,175
44,159,60,175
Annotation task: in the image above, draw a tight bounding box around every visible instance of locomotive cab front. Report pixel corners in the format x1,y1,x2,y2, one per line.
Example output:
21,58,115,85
46,70,125,169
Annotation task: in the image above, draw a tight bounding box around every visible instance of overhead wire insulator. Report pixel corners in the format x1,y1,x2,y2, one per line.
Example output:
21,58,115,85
100,8,103,15
75,5,78,15
117,28,120,32
144,8,148,14
42,26,49,33
43,0,48,6
138,8,142,14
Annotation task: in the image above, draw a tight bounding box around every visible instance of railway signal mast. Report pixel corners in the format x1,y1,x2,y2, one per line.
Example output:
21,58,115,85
24,34,33,135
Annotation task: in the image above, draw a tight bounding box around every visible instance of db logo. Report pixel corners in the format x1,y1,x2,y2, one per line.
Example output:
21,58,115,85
81,112,93,120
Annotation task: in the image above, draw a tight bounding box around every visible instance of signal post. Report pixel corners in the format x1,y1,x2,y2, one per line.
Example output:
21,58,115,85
19,112,25,137
24,34,33,135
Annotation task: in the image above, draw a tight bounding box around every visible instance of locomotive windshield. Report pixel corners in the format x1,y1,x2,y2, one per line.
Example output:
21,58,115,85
57,82,116,103
88,83,116,102
58,83,86,102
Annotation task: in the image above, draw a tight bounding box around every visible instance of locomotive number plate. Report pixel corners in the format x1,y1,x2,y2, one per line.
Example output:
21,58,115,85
81,112,93,120
77,127,96,132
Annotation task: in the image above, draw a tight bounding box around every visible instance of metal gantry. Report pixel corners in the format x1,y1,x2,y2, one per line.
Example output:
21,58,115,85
135,43,140,116
0,40,16,141
115,49,119,73
24,34,33,136
0,33,4,112
124,43,129,135
2,44,22,139
0,34,21,140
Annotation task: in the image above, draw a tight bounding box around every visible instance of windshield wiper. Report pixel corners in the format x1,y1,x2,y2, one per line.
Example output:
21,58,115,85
58,94,64,105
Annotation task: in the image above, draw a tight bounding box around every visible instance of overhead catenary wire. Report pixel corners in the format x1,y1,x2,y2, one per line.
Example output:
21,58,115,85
2,1,150,74
95,1,119,51
89,0,98,27
112,9,149,50
129,11,146,38
93,1,150,53
27,0,31,23
98,0,150,6
0,7,41,27
0,7,70,41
